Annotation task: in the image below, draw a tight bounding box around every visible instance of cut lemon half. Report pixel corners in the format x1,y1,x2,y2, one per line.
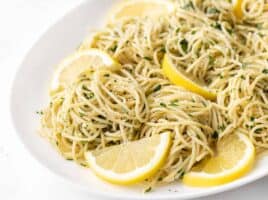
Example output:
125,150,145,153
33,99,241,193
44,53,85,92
50,49,119,91
233,0,244,19
108,0,175,23
162,54,216,100
183,132,255,187
85,132,171,185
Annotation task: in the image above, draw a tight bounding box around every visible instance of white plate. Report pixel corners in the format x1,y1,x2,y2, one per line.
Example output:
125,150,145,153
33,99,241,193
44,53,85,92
10,0,268,199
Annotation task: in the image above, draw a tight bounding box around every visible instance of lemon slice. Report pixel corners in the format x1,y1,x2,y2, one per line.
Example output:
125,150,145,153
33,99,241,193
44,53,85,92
51,49,119,91
85,132,171,185
233,0,244,19
162,54,216,100
108,0,175,23
183,132,255,187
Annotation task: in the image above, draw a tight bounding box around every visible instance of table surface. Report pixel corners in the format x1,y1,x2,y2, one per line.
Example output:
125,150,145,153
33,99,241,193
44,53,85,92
1,0,268,199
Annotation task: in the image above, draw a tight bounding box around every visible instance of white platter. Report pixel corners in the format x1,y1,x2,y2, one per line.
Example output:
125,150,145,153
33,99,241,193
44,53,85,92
10,0,268,199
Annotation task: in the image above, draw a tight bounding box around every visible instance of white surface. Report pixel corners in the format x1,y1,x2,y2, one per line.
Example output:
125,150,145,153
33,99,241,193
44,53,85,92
2,0,268,199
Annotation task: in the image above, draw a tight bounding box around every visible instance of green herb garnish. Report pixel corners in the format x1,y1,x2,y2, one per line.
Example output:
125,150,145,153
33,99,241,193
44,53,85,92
160,102,167,107
207,7,219,14
208,56,215,65
36,110,44,115
160,46,166,53
144,56,153,61
218,125,226,131
262,69,268,74
179,171,185,179
169,100,179,107
98,115,106,120
212,131,219,139
255,128,262,133
153,85,162,92
109,45,118,52
257,23,262,29
83,92,95,99
79,112,86,117
227,28,233,35
180,39,189,53
144,187,152,193
212,22,222,30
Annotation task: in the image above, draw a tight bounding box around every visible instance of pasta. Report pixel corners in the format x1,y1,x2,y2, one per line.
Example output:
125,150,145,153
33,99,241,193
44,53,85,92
40,0,268,188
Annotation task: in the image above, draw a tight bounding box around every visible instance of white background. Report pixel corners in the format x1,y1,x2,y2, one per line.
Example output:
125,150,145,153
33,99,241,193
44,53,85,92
1,0,268,199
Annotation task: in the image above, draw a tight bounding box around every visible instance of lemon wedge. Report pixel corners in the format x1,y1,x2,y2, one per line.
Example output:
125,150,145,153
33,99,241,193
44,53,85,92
233,0,244,19
85,132,171,185
162,54,216,100
183,132,255,187
51,49,119,91
108,0,174,23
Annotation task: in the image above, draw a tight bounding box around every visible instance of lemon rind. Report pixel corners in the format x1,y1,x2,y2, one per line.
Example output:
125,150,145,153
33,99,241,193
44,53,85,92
85,132,171,185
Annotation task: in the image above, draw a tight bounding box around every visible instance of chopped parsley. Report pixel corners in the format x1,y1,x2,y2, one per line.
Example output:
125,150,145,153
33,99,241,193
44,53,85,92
211,22,222,30
36,110,43,115
258,32,265,37
144,187,152,193
209,56,215,65
250,116,255,121
82,85,90,91
262,69,268,74
180,39,189,53
206,78,212,85
176,169,185,179
255,128,262,133
218,125,226,131
212,131,219,139
227,28,233,35
79,112,86,117
160,46,166,53
257,23,263,29
83,92,95,99
179,171,185,179
153,85,162,92
109,45,117,52
144,56,153,61
98,115,106,120
207,7,219,14
160,102,167,107
169,100,179,107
